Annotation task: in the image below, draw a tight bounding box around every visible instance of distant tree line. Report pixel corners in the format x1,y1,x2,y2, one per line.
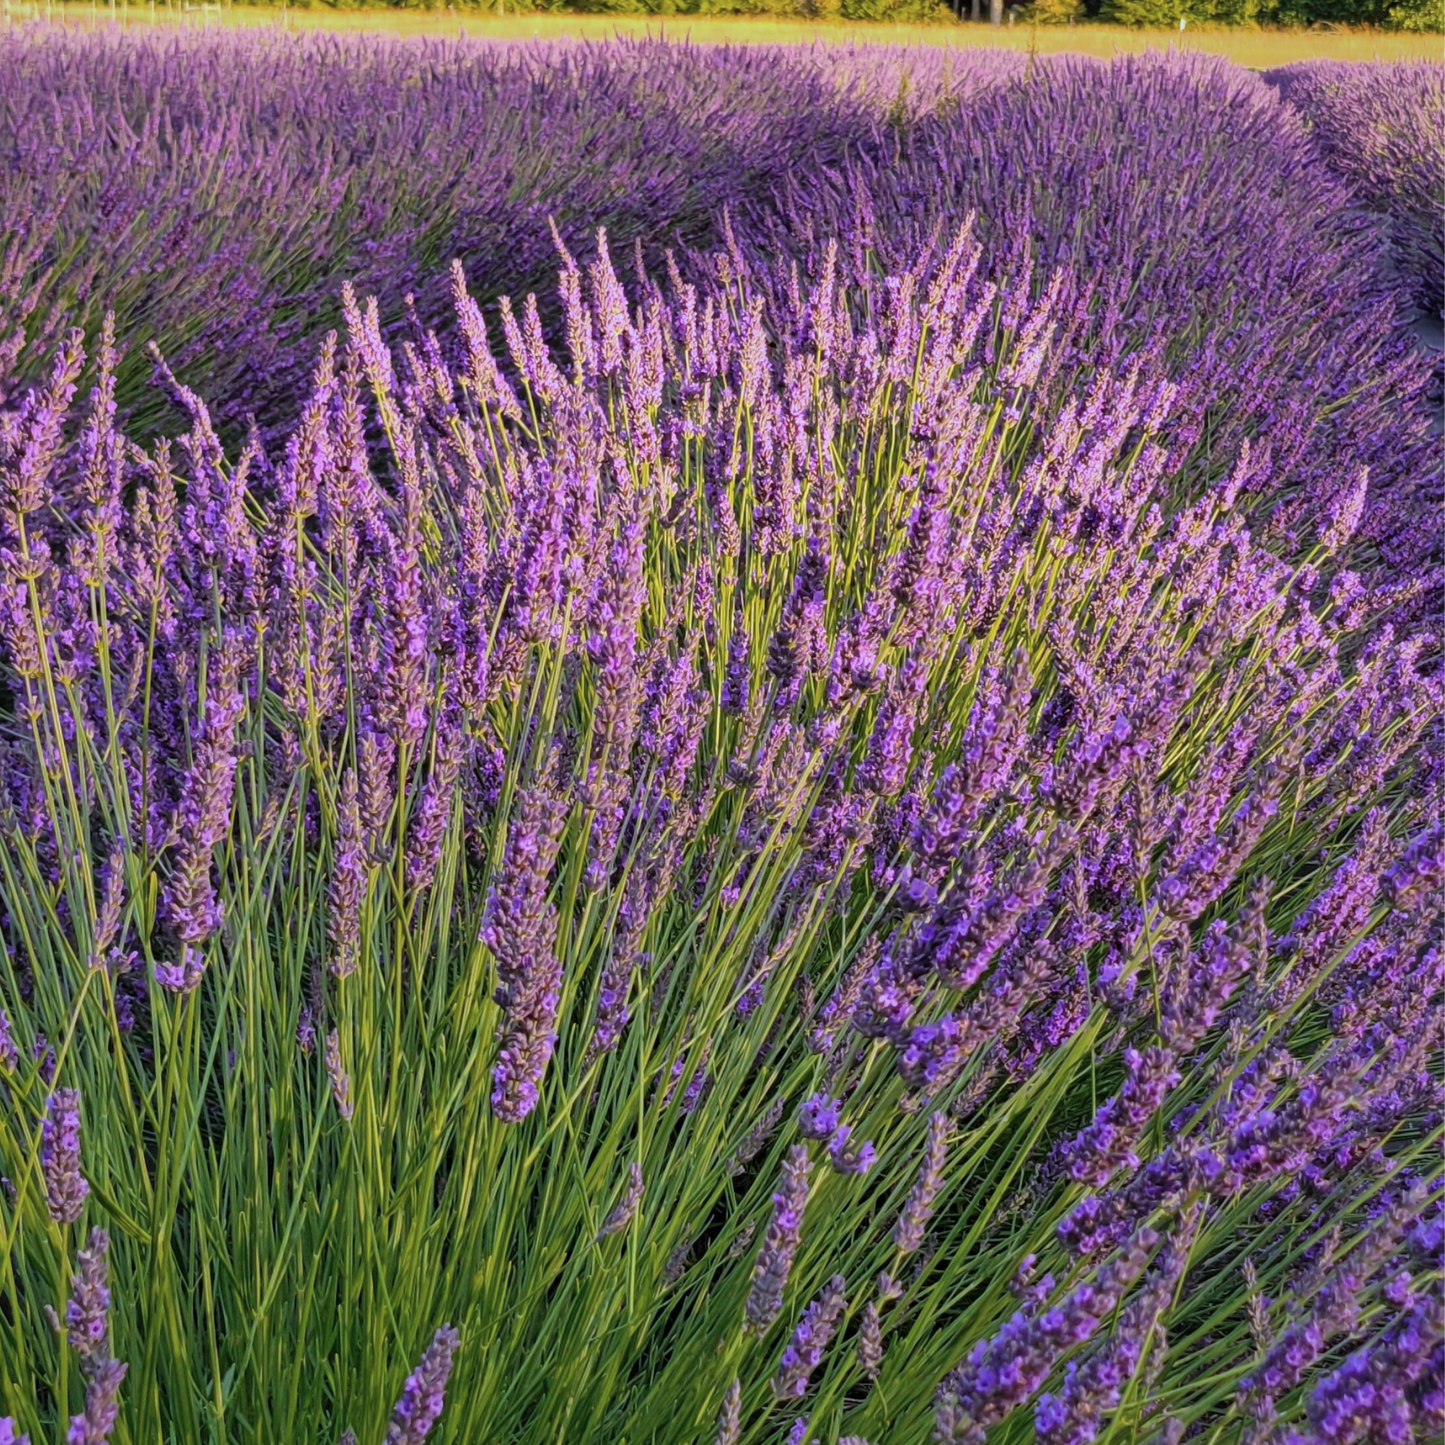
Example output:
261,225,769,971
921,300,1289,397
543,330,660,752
219,0,1442,31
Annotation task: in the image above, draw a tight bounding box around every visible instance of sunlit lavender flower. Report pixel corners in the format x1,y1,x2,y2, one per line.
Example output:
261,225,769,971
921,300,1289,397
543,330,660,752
42,1088,89,1223
774,1274,846,1399
0,1418,30,1445
384,1326,460,1445
747,1144,810,1332
894,1112,949,1253
797,1093,841,1141
596,1162,644,1240
935,1225,1159,1444
325,1031,353,1122
1303,1291,1442,1444
483,786,568,1123
0,1009,16,1072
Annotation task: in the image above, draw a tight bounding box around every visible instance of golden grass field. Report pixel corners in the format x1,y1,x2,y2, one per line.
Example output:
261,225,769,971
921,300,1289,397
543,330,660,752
9,2,1444,62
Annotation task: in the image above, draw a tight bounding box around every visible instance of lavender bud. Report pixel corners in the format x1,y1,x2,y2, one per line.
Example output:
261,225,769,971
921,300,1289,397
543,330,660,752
65,1228,112,1376
714,1379,740,1445
66,1359,126,1445
325,1031,353,1123
596,1162,644,1241
857,1300,885,1383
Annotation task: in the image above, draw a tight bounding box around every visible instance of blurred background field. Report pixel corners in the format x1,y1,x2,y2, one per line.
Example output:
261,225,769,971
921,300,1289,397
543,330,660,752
4,5,1441,60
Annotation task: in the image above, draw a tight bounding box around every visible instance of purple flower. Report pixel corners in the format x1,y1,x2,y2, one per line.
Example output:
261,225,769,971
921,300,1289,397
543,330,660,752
935,1225,1159,1444
66,1228,112,1375
42,1088,89,1224
384,1325,460,1445
0,1419,30,1445
327,768,368,978
797,1093,841,1141
773,1274,846,1399
746,1144,810,1333
714,1379,741,1445
482,786,569,1123
66,1358,126,1445
827,1126,876,1176
894,1112,949,1254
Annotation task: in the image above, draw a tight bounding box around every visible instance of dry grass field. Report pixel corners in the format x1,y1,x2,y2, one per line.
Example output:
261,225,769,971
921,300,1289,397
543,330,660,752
8,3,1442,62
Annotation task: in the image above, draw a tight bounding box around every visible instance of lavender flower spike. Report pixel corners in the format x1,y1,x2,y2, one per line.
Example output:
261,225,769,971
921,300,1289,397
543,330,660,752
325,1031,353,1122
714,1378,741,1445
773,1274,846,1398
0,1420,30,1445
66,1357,126,1445
385,1326,461,1445
596,1162,644,1241
66,1228,112,1374
42,1088,89,1223
746,1144,811,1333
894,1112,949,1254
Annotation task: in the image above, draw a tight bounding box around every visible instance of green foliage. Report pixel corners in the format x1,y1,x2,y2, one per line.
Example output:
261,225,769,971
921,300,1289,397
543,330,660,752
1026,0,1088,22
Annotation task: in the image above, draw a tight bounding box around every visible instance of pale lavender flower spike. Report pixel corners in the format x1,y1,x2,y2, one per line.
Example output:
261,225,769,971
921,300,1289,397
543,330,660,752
596,1162,644,1241
66,1359,126,1445
42,1088,89,1224
746,1145,810,1333
385,1326,460,1445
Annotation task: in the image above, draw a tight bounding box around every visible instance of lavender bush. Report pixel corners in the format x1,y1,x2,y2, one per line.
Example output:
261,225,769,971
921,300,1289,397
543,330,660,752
1266,60,1445,318
0,30,1440,1445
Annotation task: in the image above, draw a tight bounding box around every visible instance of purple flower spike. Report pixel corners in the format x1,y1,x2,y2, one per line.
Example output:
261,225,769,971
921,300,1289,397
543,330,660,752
385,1325,460,1445
66,1228,112,1374
894,1112,949,1254
746,1144,810,1333
714,1379,741,1445
42,1088,89,1224
66,1358,126,1445
596,1162,644,1241
773,1274,846,1399
0,1421,29,1445
325,1031,353,1123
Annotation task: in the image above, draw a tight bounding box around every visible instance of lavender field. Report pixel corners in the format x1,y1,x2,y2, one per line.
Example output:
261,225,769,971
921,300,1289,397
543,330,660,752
0,28,1441,1445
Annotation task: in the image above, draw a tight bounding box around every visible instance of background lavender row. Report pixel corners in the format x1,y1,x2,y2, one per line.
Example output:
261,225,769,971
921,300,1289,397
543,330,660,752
0,29,1015,437
0,38,1437,592
1264,60,1445,319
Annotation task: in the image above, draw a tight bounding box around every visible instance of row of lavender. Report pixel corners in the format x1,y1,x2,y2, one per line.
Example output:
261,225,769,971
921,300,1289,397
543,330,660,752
1265,61,1445,320
0,30,1440,1445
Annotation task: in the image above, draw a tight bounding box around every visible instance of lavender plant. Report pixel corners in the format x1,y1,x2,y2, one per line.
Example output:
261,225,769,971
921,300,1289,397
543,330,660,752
1267,60,1445,318
0,41,1439,1445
